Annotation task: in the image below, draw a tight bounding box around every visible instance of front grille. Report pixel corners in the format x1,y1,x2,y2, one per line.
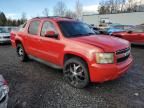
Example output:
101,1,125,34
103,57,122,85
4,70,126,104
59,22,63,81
116,47,130,55
117,54,130,63
116,47,130,63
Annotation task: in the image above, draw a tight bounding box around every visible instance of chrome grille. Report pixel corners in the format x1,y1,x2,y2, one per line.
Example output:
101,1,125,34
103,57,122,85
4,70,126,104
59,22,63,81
116,47,130,55
116,47,130,63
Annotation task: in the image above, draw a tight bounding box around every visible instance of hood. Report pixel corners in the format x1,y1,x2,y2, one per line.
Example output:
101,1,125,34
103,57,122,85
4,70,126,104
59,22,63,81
0,33,10,37
71,35,129,52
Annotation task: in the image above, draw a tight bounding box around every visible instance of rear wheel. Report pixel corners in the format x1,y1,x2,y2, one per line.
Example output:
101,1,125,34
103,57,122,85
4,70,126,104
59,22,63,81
63,58,89,88
16,44,28,62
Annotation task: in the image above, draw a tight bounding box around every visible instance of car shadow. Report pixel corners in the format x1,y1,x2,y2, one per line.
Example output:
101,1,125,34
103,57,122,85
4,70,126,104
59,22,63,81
0,43,11,46
131,44,144,49
29,58,128,90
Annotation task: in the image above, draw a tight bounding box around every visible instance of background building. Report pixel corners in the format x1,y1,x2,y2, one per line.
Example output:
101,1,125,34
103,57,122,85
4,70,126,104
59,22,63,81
83,12,144,26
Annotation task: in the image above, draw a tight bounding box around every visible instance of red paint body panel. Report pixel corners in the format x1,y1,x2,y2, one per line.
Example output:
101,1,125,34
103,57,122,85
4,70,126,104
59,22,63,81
89,55,133,82
112,31,144,44
10,18,133,82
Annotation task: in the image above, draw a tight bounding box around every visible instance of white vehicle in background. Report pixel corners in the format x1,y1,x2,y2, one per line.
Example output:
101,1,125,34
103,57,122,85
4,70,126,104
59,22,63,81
0,27,11,44
0,26,18,44
0,75,9,108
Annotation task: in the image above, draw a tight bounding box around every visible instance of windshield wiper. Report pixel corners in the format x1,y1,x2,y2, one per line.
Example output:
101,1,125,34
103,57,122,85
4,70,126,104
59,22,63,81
71,33,86,36
84,33,96,36
70,33,95,37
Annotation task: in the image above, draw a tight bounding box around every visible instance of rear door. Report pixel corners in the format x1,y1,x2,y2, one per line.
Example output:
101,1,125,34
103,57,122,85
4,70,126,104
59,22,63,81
26,20,42,57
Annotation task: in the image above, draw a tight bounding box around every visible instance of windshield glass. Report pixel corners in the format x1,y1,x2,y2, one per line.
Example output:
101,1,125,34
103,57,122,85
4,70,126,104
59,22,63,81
58,21,95,38
0,28,9,33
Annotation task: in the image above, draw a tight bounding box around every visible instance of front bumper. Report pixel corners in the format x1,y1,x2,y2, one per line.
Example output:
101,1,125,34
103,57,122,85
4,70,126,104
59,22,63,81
89,56,133,82
0,95,8,108
0,38,11,44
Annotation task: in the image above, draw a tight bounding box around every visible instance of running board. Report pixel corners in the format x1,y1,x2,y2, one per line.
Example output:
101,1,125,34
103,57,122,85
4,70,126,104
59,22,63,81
28,55,63,69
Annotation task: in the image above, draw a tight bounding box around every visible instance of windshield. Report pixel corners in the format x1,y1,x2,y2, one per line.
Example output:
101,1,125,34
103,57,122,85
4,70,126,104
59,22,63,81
0,28,9,33
58,21,95,38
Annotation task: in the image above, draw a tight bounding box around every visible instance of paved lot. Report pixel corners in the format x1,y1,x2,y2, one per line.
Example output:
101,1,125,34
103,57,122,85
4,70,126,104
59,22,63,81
0,45,144,108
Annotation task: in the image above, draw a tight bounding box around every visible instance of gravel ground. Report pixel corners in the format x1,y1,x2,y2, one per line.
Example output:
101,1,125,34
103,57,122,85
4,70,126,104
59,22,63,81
0,45,144,108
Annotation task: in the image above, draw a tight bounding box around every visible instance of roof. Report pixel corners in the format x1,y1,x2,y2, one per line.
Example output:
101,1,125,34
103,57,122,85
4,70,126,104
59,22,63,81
32,16,75,22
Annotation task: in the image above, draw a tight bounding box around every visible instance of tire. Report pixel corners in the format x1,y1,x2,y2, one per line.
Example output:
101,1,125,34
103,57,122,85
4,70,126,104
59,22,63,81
63,57,89,88
16,43,28,62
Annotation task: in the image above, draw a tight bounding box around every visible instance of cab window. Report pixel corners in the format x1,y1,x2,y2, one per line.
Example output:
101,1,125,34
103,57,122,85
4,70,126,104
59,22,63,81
41,21,57,36
28,21,40,35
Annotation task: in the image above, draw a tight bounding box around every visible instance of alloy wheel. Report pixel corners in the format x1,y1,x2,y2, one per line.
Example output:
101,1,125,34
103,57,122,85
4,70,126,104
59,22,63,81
18,47,24,57
64,63,86,86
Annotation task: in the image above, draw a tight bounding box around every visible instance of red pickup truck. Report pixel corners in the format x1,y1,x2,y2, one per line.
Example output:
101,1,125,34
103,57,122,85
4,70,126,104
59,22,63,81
11,17,133,88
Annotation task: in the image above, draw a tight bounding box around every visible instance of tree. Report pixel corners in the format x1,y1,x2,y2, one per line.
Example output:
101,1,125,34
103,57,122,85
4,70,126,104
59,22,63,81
0,11,28,26
138,0,144,11
75,0,83,20
43,8,49,17
6,19,12,26
98,6,107,14
98,0,144,14
98,0,110,14
21,12,26,20
126,0,135,12
119,0,126,12
53,0,67,16
0,12,7,26
12,20,17,26
20,12,27,24
65,10,77,19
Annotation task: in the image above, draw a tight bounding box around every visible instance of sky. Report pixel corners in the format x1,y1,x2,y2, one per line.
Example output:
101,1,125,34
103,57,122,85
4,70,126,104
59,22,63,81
0,0,100,19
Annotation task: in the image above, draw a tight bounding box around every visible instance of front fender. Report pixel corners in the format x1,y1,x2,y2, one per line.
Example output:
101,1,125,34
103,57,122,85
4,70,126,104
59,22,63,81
60,47,96,67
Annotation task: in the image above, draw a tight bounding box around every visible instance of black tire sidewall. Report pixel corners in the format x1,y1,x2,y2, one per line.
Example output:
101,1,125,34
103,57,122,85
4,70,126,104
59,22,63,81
63,57,90,88
17,44,27,62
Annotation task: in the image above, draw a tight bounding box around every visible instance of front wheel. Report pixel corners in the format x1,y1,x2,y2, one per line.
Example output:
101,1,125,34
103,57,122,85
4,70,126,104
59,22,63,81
63,58,89,88
16,44,28,62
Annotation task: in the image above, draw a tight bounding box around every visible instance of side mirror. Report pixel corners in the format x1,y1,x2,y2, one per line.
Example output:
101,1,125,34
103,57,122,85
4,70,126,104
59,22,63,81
45,31,58,39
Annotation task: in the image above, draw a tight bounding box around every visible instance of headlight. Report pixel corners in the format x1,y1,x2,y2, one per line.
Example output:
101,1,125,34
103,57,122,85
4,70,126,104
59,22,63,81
96,53,114,64
0,83,9,101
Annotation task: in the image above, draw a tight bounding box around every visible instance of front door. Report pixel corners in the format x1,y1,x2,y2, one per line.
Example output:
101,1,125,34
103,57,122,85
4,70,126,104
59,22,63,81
38,21,64,65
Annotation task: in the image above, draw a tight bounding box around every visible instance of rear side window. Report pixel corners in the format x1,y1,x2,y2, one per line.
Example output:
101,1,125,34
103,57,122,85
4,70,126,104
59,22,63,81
21,22,27,29
19,22,27,31
28,21,40,35
41,21,57,36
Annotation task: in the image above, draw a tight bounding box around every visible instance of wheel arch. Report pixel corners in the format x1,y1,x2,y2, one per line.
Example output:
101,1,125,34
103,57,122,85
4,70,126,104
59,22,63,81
15,39,22,46
63,53,89,68
63,53,91,88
